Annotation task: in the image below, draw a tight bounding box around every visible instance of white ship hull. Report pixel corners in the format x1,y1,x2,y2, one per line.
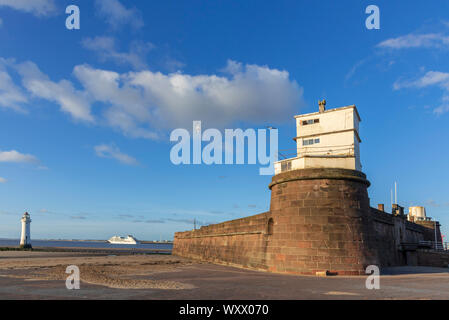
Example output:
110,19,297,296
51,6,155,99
108,235,139,245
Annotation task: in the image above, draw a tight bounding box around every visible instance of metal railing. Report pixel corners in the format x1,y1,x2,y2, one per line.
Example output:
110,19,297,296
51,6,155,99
418,240,445,250
278,145,355,160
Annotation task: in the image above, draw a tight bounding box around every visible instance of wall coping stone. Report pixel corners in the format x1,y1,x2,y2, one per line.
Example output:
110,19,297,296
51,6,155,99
269,168,370,189
175,230,265,239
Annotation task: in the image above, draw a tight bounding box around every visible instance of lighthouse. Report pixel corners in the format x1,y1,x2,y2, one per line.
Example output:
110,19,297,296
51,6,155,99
20,212,32,249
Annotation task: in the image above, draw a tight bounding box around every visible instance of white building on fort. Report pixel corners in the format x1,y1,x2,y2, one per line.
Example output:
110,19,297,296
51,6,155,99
275,100,362,174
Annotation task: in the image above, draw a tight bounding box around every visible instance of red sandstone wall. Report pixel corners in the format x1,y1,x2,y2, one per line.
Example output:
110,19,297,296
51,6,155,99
173,212,272,270
417,250,449,267
173,168,445,275
371,209,425,266
415,220,443,245
370,208,444,266
174,169,380,275
267,170,379,275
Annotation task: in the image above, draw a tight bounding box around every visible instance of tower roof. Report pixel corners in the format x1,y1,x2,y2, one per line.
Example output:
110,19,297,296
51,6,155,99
294,104,361,122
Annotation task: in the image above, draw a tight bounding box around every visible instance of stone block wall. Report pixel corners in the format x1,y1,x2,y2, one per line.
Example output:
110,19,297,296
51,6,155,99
173,212,272,270
369,208,439,266
417,250,449,268
265,168,379,275
173,168,445,275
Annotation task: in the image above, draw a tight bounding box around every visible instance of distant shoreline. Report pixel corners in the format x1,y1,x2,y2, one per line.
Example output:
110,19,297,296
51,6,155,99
0,246,172,254
0,238,173,244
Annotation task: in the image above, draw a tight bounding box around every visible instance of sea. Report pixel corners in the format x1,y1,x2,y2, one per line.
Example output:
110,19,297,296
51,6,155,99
0,238,173,251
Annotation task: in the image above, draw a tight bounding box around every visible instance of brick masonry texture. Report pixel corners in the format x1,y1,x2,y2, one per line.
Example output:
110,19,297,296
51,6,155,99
173,168,445,275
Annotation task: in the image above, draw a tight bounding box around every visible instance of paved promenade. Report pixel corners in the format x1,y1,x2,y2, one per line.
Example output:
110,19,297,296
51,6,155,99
1,251,448,299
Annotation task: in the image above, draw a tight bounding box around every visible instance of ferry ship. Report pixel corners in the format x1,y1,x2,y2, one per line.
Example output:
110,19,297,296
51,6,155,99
107,235,140,244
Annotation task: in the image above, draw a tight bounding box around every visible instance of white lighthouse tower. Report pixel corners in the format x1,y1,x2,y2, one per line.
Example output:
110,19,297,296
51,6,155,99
20,212,32,249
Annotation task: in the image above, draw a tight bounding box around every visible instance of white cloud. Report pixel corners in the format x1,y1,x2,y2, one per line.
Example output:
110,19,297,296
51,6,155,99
82,36,154,70
73,60,303,135
0,177,6,183
426,199,449,208
0,0,56,16
73,64,158,139
416,71,449,88
434,94,449,115
130,60,303,128
94,144,139,166
394,71,449,90
0,69,28,112
2,58,303,139
16,61,93,122
394,71,449,115
95,0,143,29
0,150,38,163
378,33,449,49
82,36,116,52
376,26,449,115
165,59,186,72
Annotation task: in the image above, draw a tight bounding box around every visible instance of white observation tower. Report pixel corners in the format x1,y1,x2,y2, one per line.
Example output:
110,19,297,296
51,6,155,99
274,99,362,174
20,212,32,249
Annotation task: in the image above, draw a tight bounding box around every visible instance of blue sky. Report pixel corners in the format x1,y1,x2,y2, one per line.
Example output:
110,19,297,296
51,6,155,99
0,0,448,241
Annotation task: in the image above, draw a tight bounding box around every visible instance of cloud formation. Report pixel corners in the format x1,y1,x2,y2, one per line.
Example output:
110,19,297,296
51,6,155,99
394,71,449,90
82,36,154,70
2,58,303,139
94,144,139,166
16,61,93,122
0,150,39,163
0,177,6,183
376,24,449,116
0,0,56,16
128,60,303,129
378,33,449,49
73,60,302,136
0,68,28,112
394,71,449,115
426,199,449,208
95,0,143,29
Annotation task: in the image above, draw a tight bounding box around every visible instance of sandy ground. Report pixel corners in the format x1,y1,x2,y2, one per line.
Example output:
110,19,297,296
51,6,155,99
0,251,196,290
2,250,449,299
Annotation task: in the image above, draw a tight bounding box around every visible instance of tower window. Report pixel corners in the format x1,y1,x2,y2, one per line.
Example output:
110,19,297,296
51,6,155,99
281,161,292,172
303,138,320,146
302,119,319,125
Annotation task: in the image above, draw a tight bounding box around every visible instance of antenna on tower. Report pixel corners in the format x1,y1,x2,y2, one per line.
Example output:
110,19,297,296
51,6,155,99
395,181,398,204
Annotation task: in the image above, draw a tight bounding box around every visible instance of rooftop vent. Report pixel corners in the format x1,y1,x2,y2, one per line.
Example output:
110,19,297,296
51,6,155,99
318,99,326,113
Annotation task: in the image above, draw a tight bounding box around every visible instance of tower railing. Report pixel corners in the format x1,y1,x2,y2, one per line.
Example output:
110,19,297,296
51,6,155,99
278,144,355,160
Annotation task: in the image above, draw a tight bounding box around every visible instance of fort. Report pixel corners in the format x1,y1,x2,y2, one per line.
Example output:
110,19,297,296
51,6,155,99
173,100,448,275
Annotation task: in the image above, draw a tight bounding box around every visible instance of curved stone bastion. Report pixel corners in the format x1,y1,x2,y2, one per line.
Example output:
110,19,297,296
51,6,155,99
267,168,379,275
173,100,447,274
173,168,381,276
